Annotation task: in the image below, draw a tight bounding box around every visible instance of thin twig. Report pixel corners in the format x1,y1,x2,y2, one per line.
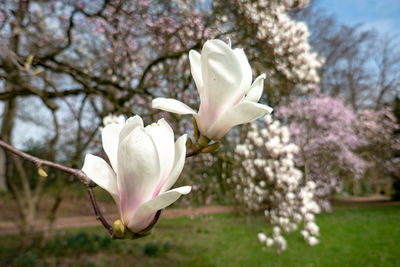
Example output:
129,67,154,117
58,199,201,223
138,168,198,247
186,147,202,158
0,139,114,235
87,187,114,235
0,139,88,184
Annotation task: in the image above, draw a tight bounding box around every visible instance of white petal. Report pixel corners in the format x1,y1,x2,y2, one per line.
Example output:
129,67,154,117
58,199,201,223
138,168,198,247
152,98,197,115
206,102,273,140
82,154,119,202
102,123,122,171
119,115,143,144
189,50,203,96
234,48,252,95
244,74,266,102
145,118,175,193
127,186,191,232
200,39,245,120
160,134,187,194
117,127,161,225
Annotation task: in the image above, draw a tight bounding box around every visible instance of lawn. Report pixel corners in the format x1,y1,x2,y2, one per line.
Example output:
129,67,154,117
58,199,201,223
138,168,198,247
1,204,399,267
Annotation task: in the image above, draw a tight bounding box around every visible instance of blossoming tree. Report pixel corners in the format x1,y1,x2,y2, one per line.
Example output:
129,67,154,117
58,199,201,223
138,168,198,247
354,107,400,195
276,92,365,210
226,115,320,252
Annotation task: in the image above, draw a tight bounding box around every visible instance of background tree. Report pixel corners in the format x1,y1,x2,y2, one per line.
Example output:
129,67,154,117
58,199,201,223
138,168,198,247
276,92,365,210
298,4,400,110
354,107,400,195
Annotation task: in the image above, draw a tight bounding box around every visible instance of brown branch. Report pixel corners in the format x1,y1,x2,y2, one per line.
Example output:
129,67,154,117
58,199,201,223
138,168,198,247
0,139,88,184
0,139,114,235
185,130,214,158
186,147,202,158
87,187,113,235
0,87,88,101
185,141,220,158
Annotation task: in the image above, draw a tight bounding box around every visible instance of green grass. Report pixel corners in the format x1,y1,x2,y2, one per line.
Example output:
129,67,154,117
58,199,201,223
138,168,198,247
1,204,399,267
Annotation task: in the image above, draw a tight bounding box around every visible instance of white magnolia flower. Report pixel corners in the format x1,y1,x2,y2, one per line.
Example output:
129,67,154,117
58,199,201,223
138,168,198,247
308,236,319,246
266,237,274,247
306,222,320,236
305,213,315,222
301,230,309,239
82,115,190,233
152,39,273,140
103,114,126,126
273,226,281,237
257,232,267,243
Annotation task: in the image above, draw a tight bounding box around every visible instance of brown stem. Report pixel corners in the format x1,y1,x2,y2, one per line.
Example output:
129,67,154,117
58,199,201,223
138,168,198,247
186,135,210,158
87,187,113,235
186,147,202,158
0,139,88,184
0,139,114,235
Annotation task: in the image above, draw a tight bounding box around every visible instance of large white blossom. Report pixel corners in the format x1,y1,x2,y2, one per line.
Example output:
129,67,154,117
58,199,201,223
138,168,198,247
82,115,191,233
152,39,272,140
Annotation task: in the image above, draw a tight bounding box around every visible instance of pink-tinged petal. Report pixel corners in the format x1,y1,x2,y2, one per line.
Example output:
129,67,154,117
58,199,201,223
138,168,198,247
152,98,197,115
244,74,266,102
200,39,245,124
102,123,122,171
189,50,203,97
233,48,252,95
119,115,143,144
82,154,119,203
144,119,175,196
159,134,187,194
206,102,273,140
117,127,161,225
127,186,191,232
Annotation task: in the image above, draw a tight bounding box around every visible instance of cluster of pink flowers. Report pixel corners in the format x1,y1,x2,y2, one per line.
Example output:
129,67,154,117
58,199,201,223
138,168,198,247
277,92,399,209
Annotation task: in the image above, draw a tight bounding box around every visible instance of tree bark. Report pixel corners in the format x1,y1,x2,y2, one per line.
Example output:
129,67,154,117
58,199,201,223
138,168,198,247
0,82,17,192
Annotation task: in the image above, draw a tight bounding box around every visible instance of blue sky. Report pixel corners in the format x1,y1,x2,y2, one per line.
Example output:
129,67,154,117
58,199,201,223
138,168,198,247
316,0,400,36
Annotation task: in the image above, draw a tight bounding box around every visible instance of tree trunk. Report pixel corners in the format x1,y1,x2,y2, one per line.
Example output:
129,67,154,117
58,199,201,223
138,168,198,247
0,83,17,192
0,149,6,192
353,178,360,196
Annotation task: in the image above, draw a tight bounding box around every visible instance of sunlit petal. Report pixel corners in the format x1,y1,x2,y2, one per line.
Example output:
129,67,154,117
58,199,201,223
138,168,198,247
102,123,122,171
117,127,161,225
127,186,191,232
152,98,197,115
82,154,119,202
244,74,266,102
207,102,273,140
160,134,187,194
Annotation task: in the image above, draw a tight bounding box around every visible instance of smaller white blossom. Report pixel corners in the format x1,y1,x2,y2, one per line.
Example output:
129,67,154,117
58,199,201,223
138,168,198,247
257,232,267,243
308,236,319,246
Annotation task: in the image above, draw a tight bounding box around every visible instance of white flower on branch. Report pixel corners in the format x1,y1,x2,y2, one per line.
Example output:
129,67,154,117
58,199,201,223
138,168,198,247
305,222,320,236
257,232,267,243
152,39,273,140
308,236,319,246
82,115,190,233
102,114,126,127
228,114,320,251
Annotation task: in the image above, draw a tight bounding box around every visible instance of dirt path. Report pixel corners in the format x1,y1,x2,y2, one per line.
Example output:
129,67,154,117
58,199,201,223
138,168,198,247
0,205,235,235
2,197,399,235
